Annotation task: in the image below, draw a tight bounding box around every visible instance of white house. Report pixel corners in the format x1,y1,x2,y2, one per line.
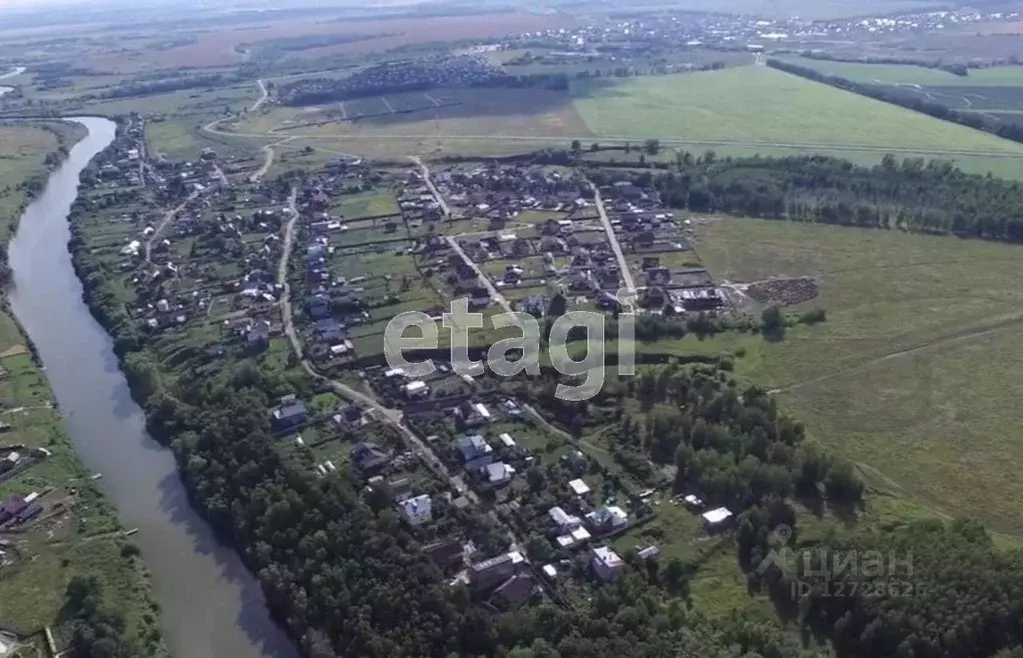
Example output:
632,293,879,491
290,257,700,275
400,494,433,525
568,478,590,496
590,546,624,583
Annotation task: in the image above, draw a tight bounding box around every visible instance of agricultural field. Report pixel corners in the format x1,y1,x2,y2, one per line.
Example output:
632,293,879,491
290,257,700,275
687,216,1023,536
571,66,1023,177
775,58,1023,86
219,65,1023,176
62,12,570,72
777,57,1023,136
227,86,590,158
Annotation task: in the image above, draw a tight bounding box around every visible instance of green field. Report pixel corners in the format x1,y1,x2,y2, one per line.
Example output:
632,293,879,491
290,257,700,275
775,58,1023,86
572,66,1023,153
689,217,1023,535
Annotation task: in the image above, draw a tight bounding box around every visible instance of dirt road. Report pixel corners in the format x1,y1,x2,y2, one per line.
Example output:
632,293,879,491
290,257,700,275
145,187,202,262
250,79,268,113
409,155,451,217
591,182,636,294
445,236,513,314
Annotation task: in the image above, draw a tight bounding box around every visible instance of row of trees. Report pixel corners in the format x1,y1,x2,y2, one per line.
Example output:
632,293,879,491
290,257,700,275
609,363,863,513
644,154,1023,241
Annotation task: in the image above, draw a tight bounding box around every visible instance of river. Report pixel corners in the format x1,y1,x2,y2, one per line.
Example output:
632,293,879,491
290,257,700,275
6,116,295,658
0,66,26,98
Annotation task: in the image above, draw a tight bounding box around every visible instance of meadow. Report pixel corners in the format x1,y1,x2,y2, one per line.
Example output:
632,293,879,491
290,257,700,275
0,125,58,236
688,217,1023,536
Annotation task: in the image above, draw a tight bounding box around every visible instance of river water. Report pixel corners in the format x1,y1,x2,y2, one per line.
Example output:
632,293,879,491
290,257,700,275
0,66,26,98
6,117,295,658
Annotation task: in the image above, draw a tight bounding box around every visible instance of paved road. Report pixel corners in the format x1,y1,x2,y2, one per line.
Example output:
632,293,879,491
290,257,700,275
591,182,636,294
409,155,451,217
445,236,514,314
250,79,268,113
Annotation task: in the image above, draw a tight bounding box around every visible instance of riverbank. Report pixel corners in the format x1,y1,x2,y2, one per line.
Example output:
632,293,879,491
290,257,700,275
10,117,295,658
0,121,169,656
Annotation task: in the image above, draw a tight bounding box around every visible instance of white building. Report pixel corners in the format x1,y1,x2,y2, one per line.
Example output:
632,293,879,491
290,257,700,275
400,494,433,525
568,478,590,496
702,506,733,530
404,380,429,398
590,546,624,583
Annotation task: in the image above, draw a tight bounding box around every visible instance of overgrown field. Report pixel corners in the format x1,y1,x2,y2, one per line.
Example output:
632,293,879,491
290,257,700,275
689,217,1023,535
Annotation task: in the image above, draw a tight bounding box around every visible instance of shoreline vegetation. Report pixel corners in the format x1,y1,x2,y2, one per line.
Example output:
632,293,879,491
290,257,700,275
0,119,169,657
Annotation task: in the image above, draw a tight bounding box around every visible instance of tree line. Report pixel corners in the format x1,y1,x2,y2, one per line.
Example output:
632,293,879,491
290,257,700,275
630,153,1023,242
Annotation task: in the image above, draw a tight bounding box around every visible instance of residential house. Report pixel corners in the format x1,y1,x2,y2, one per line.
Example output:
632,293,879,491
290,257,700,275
586,505,629,533
351,442,390,475
469,551,525,590
385,476,413,502
333,405,365,431
399,494,433,525
424,539,465,571
457,434,494,470
702,507,734,533
568,479,590,497
549,506,583,532
590,546,625,583
455,401,492,428
0,452,20,473
271,401,308,431
404,380,430,399
489,573,541,611
483,462,516,487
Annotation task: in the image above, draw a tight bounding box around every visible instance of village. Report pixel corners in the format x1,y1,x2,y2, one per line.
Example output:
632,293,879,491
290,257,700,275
54,132,756,617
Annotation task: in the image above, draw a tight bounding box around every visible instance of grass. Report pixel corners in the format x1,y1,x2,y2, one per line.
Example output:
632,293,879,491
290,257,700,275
687,216,1023,535
0,125,59,239
570,66,1023,176
336,190,400,219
